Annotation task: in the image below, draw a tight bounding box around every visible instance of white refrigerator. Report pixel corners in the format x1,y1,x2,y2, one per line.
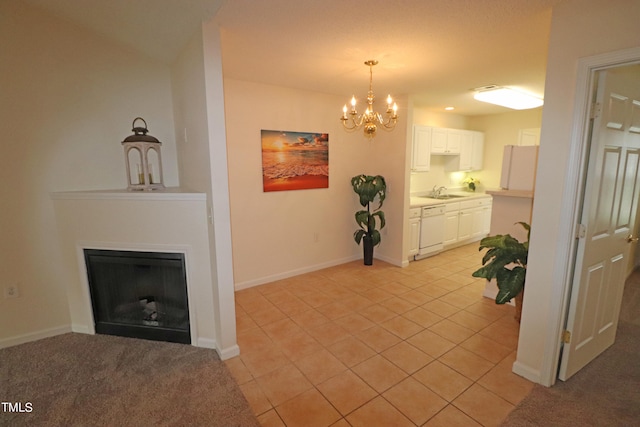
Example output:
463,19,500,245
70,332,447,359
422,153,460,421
500,145,539,191
483,145,539,303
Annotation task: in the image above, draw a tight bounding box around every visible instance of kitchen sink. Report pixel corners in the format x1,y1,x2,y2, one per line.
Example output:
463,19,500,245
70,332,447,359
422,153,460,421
423,194,466,200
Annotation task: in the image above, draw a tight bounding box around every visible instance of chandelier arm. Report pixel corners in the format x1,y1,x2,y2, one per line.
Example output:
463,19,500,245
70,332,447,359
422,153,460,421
341,114,365,130
379,121,398,131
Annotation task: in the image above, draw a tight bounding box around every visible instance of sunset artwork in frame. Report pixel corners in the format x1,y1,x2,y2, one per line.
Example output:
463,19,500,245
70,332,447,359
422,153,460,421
261,129,329,192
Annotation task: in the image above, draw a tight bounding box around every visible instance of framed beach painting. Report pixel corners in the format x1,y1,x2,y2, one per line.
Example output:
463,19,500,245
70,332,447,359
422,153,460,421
261,130,329,192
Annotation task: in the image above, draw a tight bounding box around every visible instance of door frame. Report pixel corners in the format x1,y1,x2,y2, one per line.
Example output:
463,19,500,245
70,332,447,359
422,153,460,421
539,46,640,387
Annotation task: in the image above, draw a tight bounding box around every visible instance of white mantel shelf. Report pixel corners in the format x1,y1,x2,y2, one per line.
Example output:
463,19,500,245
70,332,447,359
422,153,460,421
51,187,205,201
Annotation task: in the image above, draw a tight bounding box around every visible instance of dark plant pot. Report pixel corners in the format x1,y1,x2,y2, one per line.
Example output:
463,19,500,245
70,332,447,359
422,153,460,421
363,235,374,266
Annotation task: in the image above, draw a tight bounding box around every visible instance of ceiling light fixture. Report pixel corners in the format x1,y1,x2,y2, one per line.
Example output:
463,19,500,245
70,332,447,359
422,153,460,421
341,60,398,138
473,85,543,110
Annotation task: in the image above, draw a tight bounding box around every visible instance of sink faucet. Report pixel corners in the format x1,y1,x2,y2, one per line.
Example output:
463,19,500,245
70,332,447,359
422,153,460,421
432,185,447,198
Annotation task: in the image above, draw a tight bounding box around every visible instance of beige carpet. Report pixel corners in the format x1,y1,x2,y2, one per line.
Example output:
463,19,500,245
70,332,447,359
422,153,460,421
501,273,640,426
0,333,259,426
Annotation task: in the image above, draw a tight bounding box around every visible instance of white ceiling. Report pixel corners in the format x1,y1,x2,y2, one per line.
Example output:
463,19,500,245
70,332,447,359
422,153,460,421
25,0,566,116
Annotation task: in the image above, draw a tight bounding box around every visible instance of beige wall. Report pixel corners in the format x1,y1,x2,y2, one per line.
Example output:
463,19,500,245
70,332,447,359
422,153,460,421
515,0,640,385
469,109,543,189
0,2,180,344
224,80,409,287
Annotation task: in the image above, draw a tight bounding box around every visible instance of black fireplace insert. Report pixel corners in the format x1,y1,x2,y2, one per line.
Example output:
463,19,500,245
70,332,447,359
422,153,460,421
84,249,190,344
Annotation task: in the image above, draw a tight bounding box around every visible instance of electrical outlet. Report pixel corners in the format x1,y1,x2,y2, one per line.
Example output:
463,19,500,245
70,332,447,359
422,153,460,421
4,283,20,299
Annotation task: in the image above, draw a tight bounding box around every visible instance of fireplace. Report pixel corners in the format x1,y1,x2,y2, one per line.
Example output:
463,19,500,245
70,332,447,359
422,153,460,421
84,249,190,344
53,189,239,358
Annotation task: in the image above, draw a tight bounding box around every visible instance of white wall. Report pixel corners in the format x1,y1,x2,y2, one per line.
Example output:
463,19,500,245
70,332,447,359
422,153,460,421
224,79,409,287
171,27,212,193
0,2,179,344
515,0,640,385
171,22,238,357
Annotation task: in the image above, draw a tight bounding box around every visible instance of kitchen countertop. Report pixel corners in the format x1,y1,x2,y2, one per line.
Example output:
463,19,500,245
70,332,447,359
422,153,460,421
485,189,534,199
410,191,492,208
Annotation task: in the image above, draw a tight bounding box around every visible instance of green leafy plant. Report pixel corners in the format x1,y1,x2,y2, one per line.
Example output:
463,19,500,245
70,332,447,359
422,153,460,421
472,222,530,305
462,176,479,192
351,174,386,249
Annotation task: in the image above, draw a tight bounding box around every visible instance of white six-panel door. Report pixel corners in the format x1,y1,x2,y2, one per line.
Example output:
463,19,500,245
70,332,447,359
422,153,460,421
559,66,640,380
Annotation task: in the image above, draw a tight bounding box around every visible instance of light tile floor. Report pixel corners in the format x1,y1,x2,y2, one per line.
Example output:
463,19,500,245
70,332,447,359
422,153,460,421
225,244,534,427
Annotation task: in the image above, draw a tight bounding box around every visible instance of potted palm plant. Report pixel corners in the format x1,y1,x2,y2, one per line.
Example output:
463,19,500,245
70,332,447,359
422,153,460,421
351,174,386,265
472,222,530,322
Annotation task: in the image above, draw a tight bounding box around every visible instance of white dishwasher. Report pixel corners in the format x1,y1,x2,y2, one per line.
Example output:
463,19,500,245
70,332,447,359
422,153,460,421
418,204,446,258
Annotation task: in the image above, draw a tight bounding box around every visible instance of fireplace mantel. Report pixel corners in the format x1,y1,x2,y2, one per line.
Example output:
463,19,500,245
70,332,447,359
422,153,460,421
51,187,206,201
52,187,238,358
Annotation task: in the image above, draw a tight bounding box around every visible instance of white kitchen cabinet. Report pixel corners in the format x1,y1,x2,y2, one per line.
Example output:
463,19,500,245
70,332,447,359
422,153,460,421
471,131,484,171
443,196,492,248
458,207,474,241
443,203,460,246
411,126,432,172
458,131,474,171
431,128,461,154
408,208,421,257
472,202,492,238
465,197,492,239
444,130,484,172
481,202,492,235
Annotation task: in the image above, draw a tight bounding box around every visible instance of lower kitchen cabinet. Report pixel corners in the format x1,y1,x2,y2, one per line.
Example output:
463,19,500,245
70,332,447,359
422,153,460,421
457,207,474,241
443,204,460,246
409,195,492,261
443,197,492,249
408,208,421,257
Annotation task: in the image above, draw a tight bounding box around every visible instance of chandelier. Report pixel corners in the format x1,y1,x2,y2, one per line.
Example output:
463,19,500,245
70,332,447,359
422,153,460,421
340,60,398,138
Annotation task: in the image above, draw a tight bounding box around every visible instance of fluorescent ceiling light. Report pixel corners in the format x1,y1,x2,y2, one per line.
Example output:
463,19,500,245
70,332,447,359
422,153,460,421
473,86,543,110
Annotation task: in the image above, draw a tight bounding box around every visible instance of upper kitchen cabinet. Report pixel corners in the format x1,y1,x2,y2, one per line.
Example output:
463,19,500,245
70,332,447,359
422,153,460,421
431,128,461,154
411,125,432,172
470,131,484,170
412,125,485,172
444,130,484,172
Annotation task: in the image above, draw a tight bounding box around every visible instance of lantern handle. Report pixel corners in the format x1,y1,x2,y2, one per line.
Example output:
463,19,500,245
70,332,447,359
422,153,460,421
131,117,148,135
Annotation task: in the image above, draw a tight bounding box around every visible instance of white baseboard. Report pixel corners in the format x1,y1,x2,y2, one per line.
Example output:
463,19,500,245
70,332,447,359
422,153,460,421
512,360,543,385
216,343,240,360
195,337,217,349
0,325,72,349
373,253,404,267
234,254,360,290
71,324,93,334
195,337,240,360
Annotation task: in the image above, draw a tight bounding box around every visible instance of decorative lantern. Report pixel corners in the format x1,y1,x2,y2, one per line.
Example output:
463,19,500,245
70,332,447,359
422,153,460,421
122,117,165,191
